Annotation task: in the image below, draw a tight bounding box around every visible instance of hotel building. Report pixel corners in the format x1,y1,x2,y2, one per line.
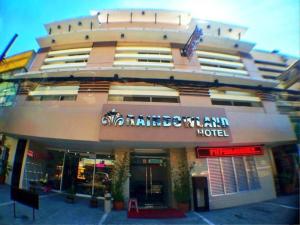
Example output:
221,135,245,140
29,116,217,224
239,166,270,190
0,10,299,210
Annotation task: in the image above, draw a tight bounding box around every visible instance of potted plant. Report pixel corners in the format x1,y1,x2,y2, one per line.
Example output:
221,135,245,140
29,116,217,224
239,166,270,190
90,194,98,208
65,184,76,203
111,152,129,210
173,161,190,213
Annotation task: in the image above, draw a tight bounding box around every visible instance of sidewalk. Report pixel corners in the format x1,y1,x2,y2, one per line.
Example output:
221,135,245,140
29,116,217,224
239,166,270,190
0,185,105,225
0,184,299,225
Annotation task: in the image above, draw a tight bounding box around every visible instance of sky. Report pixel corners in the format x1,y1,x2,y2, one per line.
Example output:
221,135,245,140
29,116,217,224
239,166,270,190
0,0,299,57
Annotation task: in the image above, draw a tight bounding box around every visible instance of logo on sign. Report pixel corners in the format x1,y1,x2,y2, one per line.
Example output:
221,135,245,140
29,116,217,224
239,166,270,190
101,109,230,137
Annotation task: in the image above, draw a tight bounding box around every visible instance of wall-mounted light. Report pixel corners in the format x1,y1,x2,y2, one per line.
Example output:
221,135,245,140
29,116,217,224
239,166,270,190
163,34,168,40
120,33,125,39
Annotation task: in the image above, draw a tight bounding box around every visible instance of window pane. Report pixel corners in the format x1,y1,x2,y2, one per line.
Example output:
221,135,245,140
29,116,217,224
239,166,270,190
108,95,124,101
123,96,151,102
233,157,249,191
221,157,237,193
93,155,114,197
245,157,261,190
41,95,61,101
76,157,95,195
23,149,64,191
27,96,42,101
60,95,77,101
152,97,179,103
211,99,232,106
233,101,252,107
208,158,225,195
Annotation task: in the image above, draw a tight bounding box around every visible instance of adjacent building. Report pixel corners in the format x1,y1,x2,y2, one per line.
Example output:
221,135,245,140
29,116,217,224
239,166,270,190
0,10,299,210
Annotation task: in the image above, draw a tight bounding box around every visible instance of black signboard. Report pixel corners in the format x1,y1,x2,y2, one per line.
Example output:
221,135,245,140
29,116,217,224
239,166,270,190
11,187,39,220
11,187,39,209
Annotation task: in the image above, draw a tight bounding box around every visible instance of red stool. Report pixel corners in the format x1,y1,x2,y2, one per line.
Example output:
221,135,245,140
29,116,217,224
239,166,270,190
128,198,139,213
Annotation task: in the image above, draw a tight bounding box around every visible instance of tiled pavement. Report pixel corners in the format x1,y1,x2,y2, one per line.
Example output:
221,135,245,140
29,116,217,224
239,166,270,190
0,184,299,225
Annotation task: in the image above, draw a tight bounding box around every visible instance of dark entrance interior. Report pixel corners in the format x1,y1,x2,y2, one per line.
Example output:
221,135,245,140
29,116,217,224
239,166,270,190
130,152,169,208
272,144,299,195
192,176,209,211
62,153,79,191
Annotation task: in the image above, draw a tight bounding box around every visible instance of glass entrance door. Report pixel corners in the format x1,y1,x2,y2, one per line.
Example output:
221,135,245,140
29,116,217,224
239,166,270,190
130,154,168,208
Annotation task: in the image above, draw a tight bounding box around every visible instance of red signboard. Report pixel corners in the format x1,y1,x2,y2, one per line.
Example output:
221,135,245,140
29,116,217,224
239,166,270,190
195,146,263,158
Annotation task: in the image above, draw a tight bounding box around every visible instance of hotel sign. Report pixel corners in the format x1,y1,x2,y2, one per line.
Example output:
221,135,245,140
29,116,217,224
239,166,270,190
99,104,232,143
195,146,264,158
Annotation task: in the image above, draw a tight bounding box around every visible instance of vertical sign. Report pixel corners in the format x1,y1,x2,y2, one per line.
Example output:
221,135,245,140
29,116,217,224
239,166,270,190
181,26,203,59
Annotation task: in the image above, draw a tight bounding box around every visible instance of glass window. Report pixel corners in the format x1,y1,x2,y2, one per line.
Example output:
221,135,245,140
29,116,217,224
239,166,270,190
221,158,237,193
60,95,77,101
27,96,42,101
211,99,232,106
207,158,225,195
0,82,18,107
233,157,249,191
245,157,261,190
233,101,252,107
23,149,64,191
76,157,95,195
41,95,61,101
151,97,179,103
208,156,261,196
93,155,114,197
123,96,151,102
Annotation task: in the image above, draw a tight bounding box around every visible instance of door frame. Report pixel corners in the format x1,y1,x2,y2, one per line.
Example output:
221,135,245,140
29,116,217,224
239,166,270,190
192,176,209,211
130,153,169,207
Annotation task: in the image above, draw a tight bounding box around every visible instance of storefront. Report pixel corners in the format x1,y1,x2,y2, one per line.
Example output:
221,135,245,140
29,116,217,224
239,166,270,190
20,141,115,199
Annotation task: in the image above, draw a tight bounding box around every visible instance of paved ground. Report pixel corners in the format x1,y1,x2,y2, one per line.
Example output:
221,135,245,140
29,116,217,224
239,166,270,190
0,184,299,225
0,185,105,225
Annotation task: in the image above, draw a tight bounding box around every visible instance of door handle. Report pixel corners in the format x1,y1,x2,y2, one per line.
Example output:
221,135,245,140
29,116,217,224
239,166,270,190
145,165,148,197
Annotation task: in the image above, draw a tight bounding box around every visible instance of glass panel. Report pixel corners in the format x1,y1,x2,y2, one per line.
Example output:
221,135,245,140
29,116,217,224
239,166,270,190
23,149,64,191
245,156,261,190
41,95,61,101
27,96,42,101
60,95,77,101
76,157,95,195
46,151,64,190
233,101,252,107
211,99,232,106
123,96,151,102
108,95,124,101
93,155,114,197
208,158,225,195
221,157,237,193
233,157,249,191
151,97,179,103
0,82,18,106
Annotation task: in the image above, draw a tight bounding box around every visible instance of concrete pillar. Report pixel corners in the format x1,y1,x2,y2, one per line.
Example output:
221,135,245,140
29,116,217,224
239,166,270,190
4,136,18,185
19,140,30,189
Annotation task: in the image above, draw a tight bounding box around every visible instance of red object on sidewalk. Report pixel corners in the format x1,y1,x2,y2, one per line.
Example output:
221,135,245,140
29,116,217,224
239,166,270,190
128,198,139,213
127,208,185,219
